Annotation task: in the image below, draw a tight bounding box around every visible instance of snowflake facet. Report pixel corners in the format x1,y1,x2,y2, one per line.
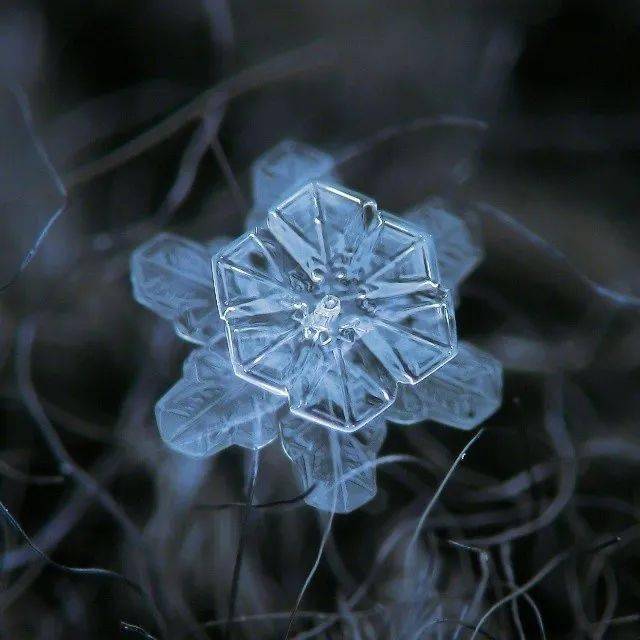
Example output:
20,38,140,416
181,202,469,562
245,139,337,231
403,197,483,292
214,181,457,432
385,341,503,430
156,343,284,457
131,233,230,346
280,414,387,513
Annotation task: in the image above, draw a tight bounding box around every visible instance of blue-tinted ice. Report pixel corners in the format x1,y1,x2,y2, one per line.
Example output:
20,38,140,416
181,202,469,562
385,341,503,429
131,233,229,345
280,414,387,513
130,141,503,514
245,140,338,231
403,197,482,291
156,344,284,457
215,181,457,432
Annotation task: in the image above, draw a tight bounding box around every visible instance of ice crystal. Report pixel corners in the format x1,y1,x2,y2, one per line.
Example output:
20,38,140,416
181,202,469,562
130,143,503,514
386,341,503,429
244,139,338,231
280,414,387,513
131,233,229,346
156,343,283,457
214,181,457,432
403,197,482,291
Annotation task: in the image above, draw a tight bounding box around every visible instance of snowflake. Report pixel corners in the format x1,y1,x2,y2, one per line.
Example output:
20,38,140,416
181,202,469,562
130,140,503,514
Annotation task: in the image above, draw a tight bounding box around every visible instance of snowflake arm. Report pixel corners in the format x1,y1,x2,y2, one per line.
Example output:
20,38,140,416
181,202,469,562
156,344,284,457
245,140,338,231
130,233,228,345
280,414,387,513
385,341,503,429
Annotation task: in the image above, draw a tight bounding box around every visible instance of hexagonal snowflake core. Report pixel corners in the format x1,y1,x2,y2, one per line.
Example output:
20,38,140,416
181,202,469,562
215,182,457,432
287,231,380,350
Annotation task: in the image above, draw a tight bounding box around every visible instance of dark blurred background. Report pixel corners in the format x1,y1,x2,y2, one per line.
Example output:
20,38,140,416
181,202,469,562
1,1,640,638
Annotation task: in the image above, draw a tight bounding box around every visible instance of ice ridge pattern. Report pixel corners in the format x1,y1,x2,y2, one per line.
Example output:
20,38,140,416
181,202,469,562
214,181,457,432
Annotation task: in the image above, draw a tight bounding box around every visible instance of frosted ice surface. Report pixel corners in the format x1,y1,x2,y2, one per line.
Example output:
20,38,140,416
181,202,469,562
156,343,284,457
214,181,457,432
131,233,230,345
403,197,482,290
280,414,387,513
385,341,502,429
251,140,336,206
245,140,338,231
